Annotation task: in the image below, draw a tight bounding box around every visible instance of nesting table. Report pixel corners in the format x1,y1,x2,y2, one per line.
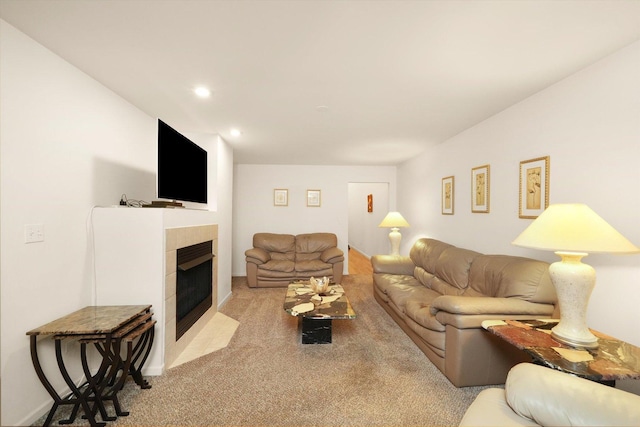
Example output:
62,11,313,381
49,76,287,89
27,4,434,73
283,282,356,344
27,305,156,426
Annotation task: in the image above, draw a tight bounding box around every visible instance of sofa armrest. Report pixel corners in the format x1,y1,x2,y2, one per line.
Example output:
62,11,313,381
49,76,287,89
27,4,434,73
430,296,555,328
245,247,270,264
371,255,414,275
506,363,640,426
459,388,536,427
320,247,344,263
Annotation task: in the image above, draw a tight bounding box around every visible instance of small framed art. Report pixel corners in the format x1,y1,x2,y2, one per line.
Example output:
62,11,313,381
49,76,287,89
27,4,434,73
519,156,550,219
471,165,490,213
307,189,321,207
274,189,288,206
367,194,373,212
442,176,454,215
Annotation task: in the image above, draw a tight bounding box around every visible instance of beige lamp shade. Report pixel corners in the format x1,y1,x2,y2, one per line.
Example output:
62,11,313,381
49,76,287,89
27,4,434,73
378,212,410,228
512,204,640,254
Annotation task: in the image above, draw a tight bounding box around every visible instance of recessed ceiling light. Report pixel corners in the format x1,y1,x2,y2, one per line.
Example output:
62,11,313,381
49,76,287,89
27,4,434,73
316,105,329,112
194,87,211,98
230,128,242,137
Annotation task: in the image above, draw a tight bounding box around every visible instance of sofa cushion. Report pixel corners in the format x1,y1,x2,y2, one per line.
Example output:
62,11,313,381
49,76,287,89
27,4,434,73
404,316,446,354
296,233,337,253
405,295,446,332
410,238,453,279
468,255,556,303
254,233,295,254
373,273,418,296
433,247,480,290
295,259,331,272
258,260,295,273
413,267,436,289
386,283,426,313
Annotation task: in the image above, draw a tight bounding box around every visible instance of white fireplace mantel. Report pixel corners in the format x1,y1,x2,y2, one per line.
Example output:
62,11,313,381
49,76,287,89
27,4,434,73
92,207,218,374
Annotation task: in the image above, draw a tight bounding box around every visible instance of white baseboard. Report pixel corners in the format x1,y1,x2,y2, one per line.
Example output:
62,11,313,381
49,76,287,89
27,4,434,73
218,290,233,309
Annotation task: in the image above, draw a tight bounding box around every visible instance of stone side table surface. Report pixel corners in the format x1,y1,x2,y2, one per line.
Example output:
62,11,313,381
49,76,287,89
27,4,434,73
27,305,152,336
483,319,640,382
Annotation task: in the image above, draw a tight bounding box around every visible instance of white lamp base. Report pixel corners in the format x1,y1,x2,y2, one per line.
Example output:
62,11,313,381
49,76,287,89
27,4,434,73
549,252,599,349
388,227,402,256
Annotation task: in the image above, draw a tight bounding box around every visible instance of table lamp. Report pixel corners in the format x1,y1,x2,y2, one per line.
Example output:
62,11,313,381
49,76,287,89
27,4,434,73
512,203,639,349
379,211,410,256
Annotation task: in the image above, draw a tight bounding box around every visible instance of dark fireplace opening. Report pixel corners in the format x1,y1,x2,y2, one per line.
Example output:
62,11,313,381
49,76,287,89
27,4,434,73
176,240,213,341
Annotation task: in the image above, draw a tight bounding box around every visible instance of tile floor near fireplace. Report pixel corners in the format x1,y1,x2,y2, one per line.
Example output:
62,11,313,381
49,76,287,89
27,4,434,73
169,312,239,368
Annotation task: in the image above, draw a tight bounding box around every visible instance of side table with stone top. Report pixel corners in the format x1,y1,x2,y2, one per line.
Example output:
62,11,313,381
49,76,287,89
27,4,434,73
483,319,640,386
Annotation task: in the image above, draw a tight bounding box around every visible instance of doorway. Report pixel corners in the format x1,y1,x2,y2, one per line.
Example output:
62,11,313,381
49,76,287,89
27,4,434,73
347,182,390,263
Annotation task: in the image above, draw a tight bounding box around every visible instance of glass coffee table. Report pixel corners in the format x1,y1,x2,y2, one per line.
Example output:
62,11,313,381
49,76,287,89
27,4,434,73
284,281,356,344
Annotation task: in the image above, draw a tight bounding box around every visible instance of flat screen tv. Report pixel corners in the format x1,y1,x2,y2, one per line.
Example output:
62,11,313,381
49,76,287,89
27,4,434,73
157,119,208,204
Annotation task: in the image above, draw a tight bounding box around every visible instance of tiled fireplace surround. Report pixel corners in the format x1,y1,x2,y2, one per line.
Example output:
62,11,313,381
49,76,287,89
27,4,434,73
164,224,218,368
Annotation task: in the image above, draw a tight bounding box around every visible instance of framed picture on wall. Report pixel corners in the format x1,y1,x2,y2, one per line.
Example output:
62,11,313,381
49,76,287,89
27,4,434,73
367,194,373,212
519,156,550,218
273,189,288,206
471,165,490,213
307,189,321,207
442,176,454,215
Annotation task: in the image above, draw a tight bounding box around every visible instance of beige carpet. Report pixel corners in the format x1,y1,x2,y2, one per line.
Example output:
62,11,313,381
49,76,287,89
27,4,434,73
35,275,489,426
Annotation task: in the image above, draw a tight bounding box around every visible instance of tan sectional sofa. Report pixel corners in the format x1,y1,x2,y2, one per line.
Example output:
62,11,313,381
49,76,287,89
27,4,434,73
245,232,344,287
372,238,557,387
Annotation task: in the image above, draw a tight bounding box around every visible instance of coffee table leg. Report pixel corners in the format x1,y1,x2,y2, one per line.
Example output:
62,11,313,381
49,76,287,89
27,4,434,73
300,318,332,344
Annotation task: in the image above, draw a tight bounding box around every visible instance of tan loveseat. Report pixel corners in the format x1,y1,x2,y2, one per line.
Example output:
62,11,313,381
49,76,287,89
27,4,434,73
245,233,344,287
372,238,557,387
460,363,640,426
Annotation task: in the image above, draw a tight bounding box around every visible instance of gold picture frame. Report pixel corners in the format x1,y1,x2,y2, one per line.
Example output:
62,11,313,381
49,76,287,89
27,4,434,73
274,189,288,206
519,156,550,218
307,189,321,207
442,176,454,215
471,165,490,213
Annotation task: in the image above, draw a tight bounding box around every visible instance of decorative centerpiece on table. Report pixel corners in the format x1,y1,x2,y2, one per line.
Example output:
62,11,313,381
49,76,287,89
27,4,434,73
309,276,330,295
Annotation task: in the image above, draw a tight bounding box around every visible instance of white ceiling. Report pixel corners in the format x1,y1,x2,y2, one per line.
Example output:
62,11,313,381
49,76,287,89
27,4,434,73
1,0,639,165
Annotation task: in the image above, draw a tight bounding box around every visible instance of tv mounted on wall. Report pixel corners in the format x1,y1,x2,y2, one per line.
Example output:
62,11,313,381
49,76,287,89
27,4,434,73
157,119,208,205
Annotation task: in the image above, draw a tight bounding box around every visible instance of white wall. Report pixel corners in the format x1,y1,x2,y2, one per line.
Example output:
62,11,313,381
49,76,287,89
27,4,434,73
212,135,234,305
1,20,154,426
396,41,640,348
232,165,396,275
0,21,234,425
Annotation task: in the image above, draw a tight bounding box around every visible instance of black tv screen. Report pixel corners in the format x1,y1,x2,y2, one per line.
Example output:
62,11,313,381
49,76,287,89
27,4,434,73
157,119,208,204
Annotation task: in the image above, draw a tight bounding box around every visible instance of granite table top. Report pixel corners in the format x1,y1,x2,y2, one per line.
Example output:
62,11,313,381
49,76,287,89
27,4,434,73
483,319,640,382
27,305,152,336
284,282,356,320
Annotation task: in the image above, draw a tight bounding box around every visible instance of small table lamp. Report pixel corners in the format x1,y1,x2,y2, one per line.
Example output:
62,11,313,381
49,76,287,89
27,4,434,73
512,203,639,349
379,211,410,256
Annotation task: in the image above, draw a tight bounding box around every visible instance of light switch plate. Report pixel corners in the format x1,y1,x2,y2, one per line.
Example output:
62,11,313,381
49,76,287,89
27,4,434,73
24,223,44,243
